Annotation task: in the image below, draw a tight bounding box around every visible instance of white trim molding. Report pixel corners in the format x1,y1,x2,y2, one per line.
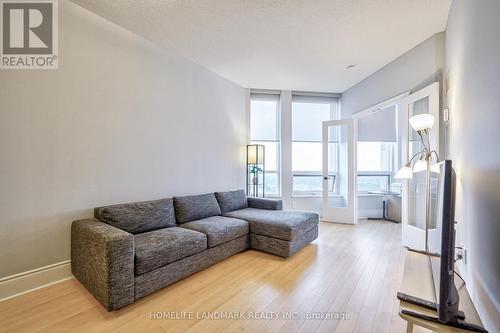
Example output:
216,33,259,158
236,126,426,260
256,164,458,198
352,91,410,119
292,91,341,98
0,261,73,302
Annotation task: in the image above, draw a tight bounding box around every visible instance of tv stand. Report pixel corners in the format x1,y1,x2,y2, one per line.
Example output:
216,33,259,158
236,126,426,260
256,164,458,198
398,250,488,333
401,310,488,333
397,292,465,319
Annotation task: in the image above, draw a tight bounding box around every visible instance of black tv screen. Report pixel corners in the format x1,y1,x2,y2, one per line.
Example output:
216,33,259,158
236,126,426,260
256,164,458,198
427,160,460,323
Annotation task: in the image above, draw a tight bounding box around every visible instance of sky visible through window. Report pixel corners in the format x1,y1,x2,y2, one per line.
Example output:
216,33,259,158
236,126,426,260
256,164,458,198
357,142,383,171
357,142,395,192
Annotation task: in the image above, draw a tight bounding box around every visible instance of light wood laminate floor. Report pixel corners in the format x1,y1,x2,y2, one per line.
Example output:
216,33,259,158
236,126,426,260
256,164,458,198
0,220,427,333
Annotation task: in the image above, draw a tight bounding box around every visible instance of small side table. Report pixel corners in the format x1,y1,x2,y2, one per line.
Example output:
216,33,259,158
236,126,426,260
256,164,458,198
366,191,401,223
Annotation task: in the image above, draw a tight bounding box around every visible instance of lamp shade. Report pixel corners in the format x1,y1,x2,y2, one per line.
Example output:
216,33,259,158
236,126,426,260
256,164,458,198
413,159,428,173
247,144,264,164
409,114,435,131
395,165,413,179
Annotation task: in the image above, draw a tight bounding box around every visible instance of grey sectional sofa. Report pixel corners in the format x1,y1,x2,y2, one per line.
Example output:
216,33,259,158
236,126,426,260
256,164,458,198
71,190,319,311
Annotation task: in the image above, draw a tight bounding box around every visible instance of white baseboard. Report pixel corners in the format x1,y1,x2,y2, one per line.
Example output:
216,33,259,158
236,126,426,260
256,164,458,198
358,208,383,219
0,261,73,302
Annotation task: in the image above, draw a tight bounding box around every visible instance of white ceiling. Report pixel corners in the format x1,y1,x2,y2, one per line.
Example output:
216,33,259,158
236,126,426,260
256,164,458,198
71,0,451,93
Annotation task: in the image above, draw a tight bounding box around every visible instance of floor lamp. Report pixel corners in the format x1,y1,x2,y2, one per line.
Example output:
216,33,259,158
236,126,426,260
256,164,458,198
395,114,439,253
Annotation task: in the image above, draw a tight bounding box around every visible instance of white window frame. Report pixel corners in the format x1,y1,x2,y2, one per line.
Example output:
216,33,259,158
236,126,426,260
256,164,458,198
248,89,343,205
356,172,392,193
292,172,337,197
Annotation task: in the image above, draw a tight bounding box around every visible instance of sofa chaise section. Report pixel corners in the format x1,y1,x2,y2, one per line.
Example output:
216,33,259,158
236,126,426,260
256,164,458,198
223,208,318,241
216,190,319,257
250,226,319,258
224,208,319,257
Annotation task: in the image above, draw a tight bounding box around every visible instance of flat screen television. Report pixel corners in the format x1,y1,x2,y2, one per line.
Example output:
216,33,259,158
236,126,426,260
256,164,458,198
400,160,487,332
428,160,460,323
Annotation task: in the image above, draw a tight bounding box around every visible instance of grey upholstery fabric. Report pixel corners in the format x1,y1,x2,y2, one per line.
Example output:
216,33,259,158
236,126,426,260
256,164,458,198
72,192,320,312
135,235,249,300
223,208,319,241
215,190,248,213
179,216,249,248
247,197,283,210
174,193,222,224
134,227,207,275
71,218,135,311
94,198,176,234
251,226,318,257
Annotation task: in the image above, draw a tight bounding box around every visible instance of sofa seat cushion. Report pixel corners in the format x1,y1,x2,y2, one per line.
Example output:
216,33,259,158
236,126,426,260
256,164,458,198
223,208,319,241
215,190,248,214
179,216,249,248
95,198,176,234
174,193,222,224
134,227,207,275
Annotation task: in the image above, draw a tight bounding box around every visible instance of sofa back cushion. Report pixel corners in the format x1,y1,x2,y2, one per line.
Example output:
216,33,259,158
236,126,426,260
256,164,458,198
174,193,221,224
94,198,176,234
215,190,248,214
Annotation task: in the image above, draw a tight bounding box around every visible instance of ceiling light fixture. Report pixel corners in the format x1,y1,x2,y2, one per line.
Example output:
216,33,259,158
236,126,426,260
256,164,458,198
346,64,356,70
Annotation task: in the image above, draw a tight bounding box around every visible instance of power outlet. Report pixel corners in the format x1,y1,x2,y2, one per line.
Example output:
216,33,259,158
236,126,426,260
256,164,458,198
456,246,467,265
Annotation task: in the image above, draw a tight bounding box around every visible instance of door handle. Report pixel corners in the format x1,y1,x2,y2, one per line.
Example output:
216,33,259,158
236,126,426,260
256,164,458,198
323,176,331,180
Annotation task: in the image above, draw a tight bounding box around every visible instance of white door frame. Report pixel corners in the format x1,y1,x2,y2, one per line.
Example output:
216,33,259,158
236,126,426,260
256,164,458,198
352,91,410,119
401,82,440,251
322,119,357,224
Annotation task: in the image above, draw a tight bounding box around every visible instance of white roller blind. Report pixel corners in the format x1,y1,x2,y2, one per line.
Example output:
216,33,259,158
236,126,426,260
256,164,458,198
250,91,280,101
357,105,397,142
250,92,280,141
291,94,339,142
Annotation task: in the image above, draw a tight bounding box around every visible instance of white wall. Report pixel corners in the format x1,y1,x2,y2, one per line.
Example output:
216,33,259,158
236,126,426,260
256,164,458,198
445,1,500,331
0,1,246,279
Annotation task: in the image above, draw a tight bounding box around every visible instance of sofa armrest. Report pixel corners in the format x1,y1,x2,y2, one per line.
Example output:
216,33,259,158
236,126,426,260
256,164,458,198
247,197,283,210
71,218,135,311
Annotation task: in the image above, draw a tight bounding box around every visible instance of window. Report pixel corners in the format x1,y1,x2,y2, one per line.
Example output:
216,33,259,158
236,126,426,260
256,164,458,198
250,93,280,196
292,95,339,196
293,174,336,196
357,142,396,192
357,174,391,192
